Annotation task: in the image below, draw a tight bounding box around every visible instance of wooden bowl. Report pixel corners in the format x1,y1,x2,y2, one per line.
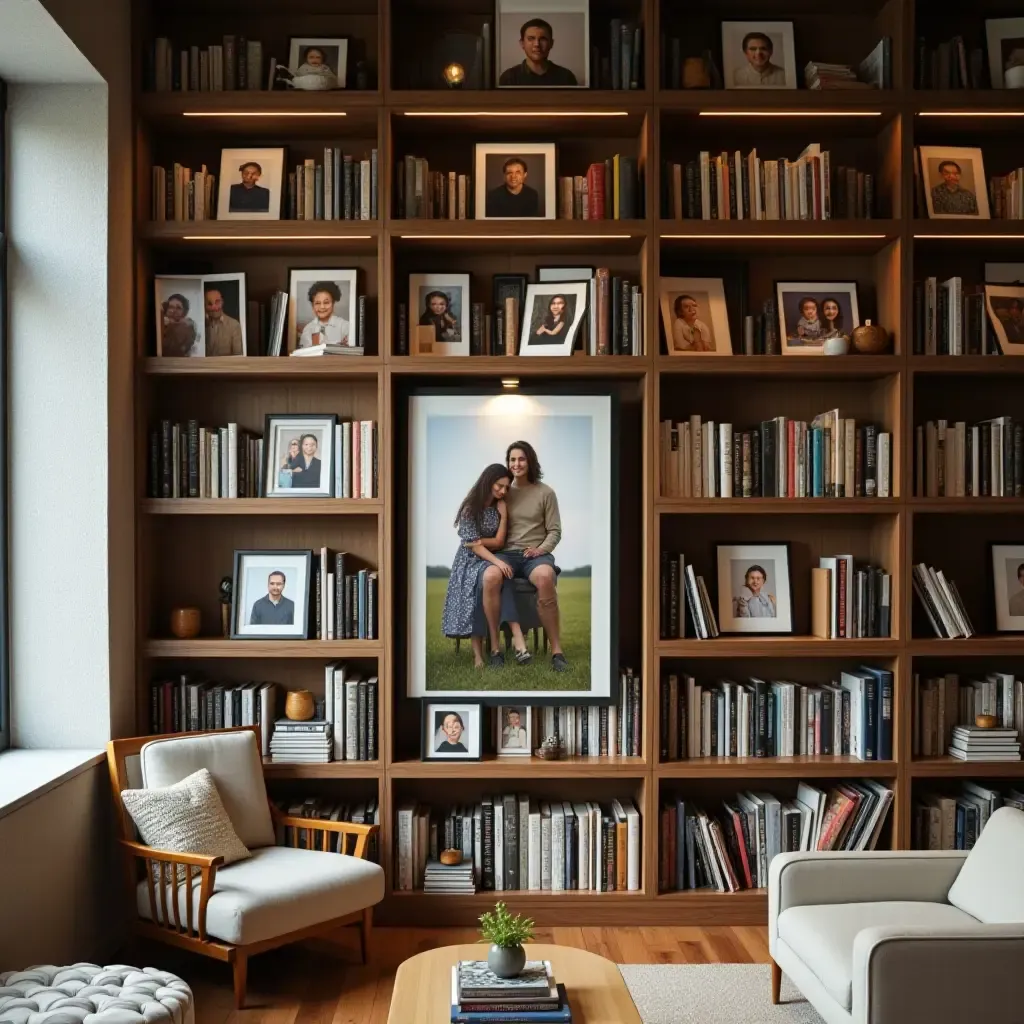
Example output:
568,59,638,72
975,713,998,729
440,848,463,866
169,607,201,639
285,689,316,721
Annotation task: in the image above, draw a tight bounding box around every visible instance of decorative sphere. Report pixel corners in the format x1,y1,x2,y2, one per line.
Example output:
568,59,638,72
219,575,233,603
444,63,466,87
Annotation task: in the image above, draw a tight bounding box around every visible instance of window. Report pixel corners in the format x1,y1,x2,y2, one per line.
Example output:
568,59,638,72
0,78,9,751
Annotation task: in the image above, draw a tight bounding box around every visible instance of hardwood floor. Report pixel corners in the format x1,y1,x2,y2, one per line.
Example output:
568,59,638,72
129,926,770,1024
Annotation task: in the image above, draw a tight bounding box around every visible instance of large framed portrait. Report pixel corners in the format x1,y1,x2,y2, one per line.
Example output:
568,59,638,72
519,282,588,356
918,146,990,220
287,37,348,89
262,413,337,498
722,22,797,90
659,277,732,356
716,543,793,635
230,549,312,640
991,544,1024,632
986,18,1024,89
984,284,1024,355
475,143,556,220
496,704,533,755
776,281,860,356
202,273,247,357
216,147,285,221
496,0,589,88
422,701,482,761
155,276,205,357
288,268,358,353
408,272,471,356
406,387,617,702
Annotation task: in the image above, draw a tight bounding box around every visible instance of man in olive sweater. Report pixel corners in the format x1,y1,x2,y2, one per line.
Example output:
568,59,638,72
480,439,568,672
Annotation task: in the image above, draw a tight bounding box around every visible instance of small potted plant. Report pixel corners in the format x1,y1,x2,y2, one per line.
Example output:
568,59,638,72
478,900,534,978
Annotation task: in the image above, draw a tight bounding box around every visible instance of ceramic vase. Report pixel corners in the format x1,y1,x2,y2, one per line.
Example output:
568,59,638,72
487,943,526,979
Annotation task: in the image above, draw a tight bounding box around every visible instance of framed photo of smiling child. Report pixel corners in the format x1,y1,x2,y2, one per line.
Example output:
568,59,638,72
422,701,482,760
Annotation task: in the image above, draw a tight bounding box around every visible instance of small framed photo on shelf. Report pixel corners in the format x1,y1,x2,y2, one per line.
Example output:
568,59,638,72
422,701,483,760
288,269,358,353
475,143,556,220
262,413,337,498
918,146,990,220
985,18,1024,89
991,544,1024,632
496,705,532,755
716,543,793,635
231,549,313,640
155,276,205,357
519,281,588,356
409,272,471,356
216,147,286,221
659,277,732,356
202,273,247,357
776,281,860,356
984,284,1024,355
496,0,589,88
287,37,348,89
721,22,797,89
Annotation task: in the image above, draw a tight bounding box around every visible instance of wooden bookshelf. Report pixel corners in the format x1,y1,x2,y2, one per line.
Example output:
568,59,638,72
131,0,1024,926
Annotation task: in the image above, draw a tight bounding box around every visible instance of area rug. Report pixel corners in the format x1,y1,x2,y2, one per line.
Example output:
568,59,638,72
619,964,825,1024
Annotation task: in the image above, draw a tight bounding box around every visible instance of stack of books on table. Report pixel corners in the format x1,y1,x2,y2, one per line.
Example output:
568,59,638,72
424,859,475,895
948,726,1021,762
268,719,332,763
452,961,570,1023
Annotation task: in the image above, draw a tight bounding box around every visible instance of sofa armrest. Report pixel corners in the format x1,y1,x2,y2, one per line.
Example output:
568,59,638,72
852,924,1024,1024
769,851,967,947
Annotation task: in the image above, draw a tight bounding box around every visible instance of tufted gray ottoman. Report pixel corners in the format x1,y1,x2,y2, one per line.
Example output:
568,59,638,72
0,964,194,1024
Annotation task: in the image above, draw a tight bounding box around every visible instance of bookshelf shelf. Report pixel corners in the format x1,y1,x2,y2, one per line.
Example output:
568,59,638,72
654,356,901,379
657,220,899,255
656,498,900,514
909,759,1024,778
142,356,382,379
657,91,900,114
909,498,1024,513
656,757,899,779
656,638,900,658
911,220,1024,242
144,639,384,658
908,637,1024,657
138,220,381,252
389,756,648,778
908,357,1024,375
262,759,384,779
388,355,648,377
141,498,383,515
388,218,649,253
913,92,1024,113
390,90,653,112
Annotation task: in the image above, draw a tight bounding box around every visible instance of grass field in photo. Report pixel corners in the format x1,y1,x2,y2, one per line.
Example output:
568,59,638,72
424,575,591,691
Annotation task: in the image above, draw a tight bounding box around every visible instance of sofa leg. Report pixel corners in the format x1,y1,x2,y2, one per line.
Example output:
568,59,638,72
233,954,248,1009
771,959,781,1005
360,907,373,964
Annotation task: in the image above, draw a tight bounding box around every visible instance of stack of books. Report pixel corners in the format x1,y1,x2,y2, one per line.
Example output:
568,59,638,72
948,726,1021,762
804,61,873,90
424,859,475,895
451,961,569,1024
268,719,332,763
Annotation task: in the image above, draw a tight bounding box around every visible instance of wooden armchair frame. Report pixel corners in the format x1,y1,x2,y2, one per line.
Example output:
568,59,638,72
107,726,379,1007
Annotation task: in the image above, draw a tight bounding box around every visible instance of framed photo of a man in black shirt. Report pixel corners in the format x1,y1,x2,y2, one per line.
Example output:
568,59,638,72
475,143,556,220
217,147,285,221
496,0,589,88
231,549,313,640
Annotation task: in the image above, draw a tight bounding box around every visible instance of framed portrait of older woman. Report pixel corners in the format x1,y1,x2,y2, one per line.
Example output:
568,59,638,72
716,543,793,635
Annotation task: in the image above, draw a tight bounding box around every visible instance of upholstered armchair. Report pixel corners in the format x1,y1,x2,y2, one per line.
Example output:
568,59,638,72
107,727,384,1008
768,806,1024,1024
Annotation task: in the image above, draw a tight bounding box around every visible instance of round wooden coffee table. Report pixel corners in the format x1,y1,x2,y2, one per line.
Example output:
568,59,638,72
387,942,642,1024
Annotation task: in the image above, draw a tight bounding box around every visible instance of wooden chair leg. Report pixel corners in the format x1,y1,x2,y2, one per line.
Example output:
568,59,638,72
233,954,248,1010
771,959,782,1005
360,906,373,964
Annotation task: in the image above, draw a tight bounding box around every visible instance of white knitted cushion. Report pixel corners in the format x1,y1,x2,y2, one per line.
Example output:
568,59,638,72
121,767,250,881
0,964,194,1024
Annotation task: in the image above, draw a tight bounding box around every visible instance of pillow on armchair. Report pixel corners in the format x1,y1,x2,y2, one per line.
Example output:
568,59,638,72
947,806,1024,923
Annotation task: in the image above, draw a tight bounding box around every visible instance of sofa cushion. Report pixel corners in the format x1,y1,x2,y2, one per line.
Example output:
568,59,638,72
136,845,385,945
948,806,1024,924
777,901,978,1010
140,731,275,849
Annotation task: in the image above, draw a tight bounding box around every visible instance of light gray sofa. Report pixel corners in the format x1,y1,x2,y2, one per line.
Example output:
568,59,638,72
768,805,1024,1024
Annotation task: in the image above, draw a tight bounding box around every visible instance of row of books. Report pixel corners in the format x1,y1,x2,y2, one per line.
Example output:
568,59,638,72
660,665,894,762
151,165,216,222
659,781,893,892
451,960,569,1024
915,36,987,91
271,680,377,763
659,554,718,640
528,675,643,758
658,413,893,499
912,278,999,356
313,548,378,641
991,169,1024,221
661,146,875,222
150,36,270,93
274,796,380,863
812,560,893,641
554,160,643,221
395,797,642,893
915,417,1023,497
914,671,1024,758
288,151,379,221
912,562,975,640
913,784,1023,852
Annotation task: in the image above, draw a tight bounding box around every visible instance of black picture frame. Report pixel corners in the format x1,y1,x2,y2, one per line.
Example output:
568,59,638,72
714,541,794,636
261,412,338,498
989,541,1024,634
230,548,313,640
421,699,483,761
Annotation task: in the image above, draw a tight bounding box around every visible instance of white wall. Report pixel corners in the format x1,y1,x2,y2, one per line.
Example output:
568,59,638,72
8,83,111,748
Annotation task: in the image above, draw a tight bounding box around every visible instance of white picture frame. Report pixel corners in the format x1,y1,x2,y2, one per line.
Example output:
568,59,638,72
496,705,532,755
985,18,1024,89
918,145,991,220
985,284,1024,356
423,702,483,760
287,37,348,89
201,272,248,357
721,22,797,90
519,281,588,356
992,544,1024,631
776,281,861,357
716,543,794,635
231,549,312,640
155,275,205,357
474,142,556,220
408,272,471,356
496,0,589,88
288,268,359,353
660,277,733,356
262,413,338,498
216,147,285,221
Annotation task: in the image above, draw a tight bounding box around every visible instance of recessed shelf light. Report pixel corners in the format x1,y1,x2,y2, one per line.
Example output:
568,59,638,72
918,111,1024,117
501,378,520,389
183,111,349,117
182,234,374,240
661,233,886,240
400,234,633,240
698,111,882,117
401,111,630,118
914,233,1024,239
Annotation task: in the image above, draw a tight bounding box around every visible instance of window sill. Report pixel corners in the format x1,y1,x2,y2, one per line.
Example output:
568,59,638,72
0,749,106,821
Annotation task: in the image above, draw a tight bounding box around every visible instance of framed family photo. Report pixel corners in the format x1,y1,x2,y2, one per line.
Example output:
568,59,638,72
287,37,347,89
496,0,589,88
288,268,358,352
991,544,1024,632
422,702,482,760
716,543,793,635
231,549,312,640
660,277,732,356
519,282,588,356
984,284,1024,355
155,276,205,357
409,272,471,356
986,18,1024,89
216,147,285,221
475,143,556,220
722,22,797,89
262,413,337,498
406,387,617,702
776,281,860,356
918,146,990,220
496,705,532,755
